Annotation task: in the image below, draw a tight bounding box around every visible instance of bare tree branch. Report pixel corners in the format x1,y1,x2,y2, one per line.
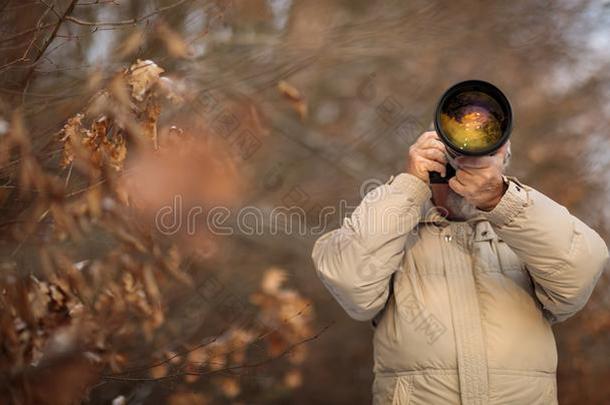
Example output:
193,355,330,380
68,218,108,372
64,0,192,27
17,0,79,95
100,323,332,383
0,23,55,44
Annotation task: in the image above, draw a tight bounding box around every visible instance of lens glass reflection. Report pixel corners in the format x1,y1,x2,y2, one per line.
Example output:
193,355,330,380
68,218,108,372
439,91,504,152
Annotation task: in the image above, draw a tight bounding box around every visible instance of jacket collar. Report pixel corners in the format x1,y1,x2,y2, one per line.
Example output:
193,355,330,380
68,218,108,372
418,198,488,226
418,198,499,242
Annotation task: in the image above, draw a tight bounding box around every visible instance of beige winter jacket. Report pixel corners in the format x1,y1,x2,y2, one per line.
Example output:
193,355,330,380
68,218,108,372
312,173,608,405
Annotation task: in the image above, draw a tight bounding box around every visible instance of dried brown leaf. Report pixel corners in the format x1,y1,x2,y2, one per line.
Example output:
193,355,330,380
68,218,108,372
127,60,165,102
261,267,287,294
278,80,308,120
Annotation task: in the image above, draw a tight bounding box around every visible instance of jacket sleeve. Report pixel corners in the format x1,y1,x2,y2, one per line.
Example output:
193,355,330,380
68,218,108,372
311,173,431,321
478,176,609,323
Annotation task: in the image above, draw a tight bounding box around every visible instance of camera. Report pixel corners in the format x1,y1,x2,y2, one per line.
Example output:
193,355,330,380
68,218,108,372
430,80,513,183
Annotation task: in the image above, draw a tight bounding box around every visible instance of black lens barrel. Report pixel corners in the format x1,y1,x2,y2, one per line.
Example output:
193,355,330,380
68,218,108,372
434,80,513,157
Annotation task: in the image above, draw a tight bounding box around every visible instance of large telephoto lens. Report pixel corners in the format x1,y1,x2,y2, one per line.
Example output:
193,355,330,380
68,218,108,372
434,80,512,157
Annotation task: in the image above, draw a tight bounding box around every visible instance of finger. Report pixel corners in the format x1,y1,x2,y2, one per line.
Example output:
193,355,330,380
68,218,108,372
416,131,441,147
459,141,511,169
419,138,446,152
454,172,474,192
460,169,496,191
456,155,494,169
455,169,475,184
456,166,486,182
421,159,447,177
420,131,440,141
419,148,447,164
448,176,468,196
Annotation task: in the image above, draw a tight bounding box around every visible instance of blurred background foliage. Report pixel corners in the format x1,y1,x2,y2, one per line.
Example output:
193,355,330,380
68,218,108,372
0,0,609,403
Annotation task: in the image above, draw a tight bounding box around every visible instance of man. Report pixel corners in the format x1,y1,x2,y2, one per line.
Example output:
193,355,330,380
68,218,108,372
311,131,608,404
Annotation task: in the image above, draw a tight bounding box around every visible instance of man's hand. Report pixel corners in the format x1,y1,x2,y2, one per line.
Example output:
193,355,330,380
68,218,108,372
448,142,510,211
406,131,448,184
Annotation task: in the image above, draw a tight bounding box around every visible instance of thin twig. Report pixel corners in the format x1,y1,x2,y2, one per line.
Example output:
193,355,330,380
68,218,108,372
38,0,63,20
101,324,332,382
0,23,55,44
64,0,192,27
18,0,78,91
